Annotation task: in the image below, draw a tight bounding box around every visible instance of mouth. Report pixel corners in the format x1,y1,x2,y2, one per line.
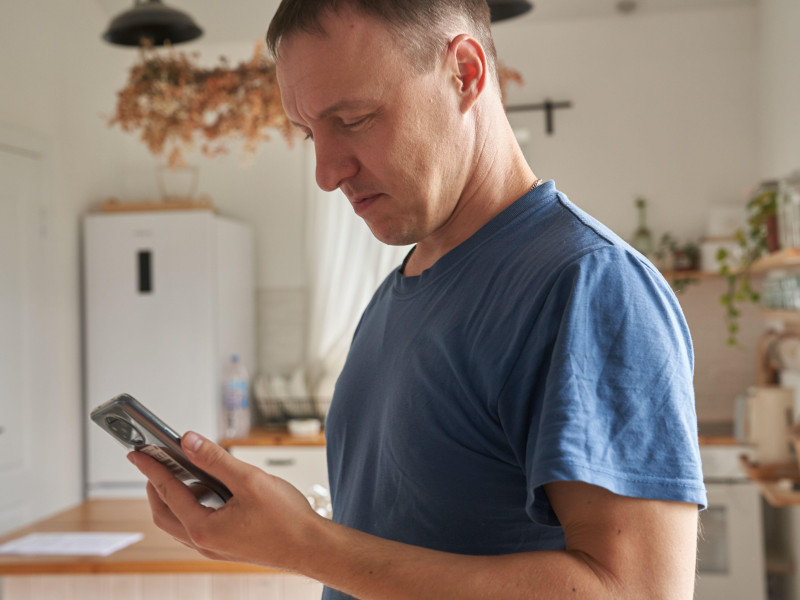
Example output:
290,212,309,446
351,193,383,216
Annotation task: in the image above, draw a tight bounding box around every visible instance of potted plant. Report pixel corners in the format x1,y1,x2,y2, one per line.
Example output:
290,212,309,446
717,181,778,345
652,233,700,292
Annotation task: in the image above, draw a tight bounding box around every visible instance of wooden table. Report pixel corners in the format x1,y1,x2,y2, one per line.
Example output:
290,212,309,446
0,498,275,575
0,499,323,600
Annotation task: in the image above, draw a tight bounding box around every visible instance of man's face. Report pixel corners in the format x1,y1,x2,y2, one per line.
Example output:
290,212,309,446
276,9,470,247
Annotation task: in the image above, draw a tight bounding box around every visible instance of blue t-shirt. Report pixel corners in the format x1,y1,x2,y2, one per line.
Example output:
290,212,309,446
322,181,706,599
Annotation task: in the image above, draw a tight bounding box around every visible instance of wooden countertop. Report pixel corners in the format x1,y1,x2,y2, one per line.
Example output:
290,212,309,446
0,423,733,576
698,434,738,446
220,427,326,449
0,499,279,576
697,421,737,446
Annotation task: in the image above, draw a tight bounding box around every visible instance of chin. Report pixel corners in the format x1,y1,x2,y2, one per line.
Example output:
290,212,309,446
365,221,417,247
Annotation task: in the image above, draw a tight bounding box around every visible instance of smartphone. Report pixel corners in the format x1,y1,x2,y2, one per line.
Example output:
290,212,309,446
90,393,231,509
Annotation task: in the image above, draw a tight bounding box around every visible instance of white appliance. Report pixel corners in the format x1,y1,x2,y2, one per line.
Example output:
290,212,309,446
696,444,767,600
83,210,255,498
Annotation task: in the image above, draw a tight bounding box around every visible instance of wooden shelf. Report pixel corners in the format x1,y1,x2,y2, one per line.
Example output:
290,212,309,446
96,199,216,213
761,309,800,327
751,249,800,274
740,455,800,507
661,270,720,280
657,269,763,281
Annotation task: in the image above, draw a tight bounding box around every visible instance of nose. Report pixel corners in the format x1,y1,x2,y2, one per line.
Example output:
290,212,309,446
314,134,359,192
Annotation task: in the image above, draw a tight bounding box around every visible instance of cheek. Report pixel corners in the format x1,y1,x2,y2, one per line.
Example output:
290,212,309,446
389,112,453,188
373,84,463,205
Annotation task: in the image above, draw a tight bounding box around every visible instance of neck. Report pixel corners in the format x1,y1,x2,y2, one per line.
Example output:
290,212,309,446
404,111,537,277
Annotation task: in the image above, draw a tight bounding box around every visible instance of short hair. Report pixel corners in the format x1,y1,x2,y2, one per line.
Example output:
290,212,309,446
266,0,498,83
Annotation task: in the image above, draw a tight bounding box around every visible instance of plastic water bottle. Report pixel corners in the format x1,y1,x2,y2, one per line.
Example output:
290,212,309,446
222,354,251,438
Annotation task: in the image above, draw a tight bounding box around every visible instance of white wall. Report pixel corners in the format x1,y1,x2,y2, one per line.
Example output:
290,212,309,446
758,0,800,180
496,4,759,243
0,0,130,524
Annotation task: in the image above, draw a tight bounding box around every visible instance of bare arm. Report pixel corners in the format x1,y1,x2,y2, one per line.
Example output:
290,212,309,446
129,432,698,600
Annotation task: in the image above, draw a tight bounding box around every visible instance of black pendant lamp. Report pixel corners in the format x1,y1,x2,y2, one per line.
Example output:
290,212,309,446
488,0,534,22
102,0,203,47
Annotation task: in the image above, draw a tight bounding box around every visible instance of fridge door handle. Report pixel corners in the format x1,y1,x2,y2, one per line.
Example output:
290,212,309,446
138,250,153,293
265,458,296,468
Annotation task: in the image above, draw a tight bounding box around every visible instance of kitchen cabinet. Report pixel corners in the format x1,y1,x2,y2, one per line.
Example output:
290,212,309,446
734,249,800,600
222,429,328,498
229,446,328,494
734,247,800,505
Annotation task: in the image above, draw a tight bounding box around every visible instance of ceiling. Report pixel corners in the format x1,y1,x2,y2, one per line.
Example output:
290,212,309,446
95,0,755,45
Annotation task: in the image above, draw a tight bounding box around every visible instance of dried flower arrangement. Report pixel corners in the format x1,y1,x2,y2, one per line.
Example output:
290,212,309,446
108,42,523,170
108,42,294,169
497,62,524,106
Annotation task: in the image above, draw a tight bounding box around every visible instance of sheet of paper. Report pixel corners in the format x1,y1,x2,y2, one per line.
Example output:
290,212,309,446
0,532,144,557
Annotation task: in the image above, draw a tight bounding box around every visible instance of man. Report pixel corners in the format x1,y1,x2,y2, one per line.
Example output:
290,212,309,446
129,1,707,598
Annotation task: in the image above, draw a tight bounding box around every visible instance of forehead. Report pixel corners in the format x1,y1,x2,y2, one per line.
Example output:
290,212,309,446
275,10,401,113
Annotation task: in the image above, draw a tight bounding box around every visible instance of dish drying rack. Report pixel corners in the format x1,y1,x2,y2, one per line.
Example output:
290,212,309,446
253,372,325,427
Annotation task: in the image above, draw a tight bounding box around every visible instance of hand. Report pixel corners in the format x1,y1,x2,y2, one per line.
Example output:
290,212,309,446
127,431,322,571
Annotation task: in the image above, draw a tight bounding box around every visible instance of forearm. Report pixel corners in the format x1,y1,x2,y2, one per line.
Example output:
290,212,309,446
295,518,624,600
127,435,697,599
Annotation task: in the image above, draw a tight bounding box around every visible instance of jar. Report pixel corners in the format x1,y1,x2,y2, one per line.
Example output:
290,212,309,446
778,173,800,249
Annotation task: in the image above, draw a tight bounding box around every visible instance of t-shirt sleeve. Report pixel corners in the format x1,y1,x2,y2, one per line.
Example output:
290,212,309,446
516,246,707,526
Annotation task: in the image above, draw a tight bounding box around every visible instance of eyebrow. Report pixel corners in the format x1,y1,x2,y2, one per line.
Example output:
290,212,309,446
290,99,376,129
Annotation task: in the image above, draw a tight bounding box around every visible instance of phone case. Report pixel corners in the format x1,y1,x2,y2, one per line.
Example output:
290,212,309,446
90,393,232,508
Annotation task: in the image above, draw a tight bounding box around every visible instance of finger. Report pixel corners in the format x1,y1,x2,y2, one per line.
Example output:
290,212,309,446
128,451,209,523
180,431,254,493
146,481,228,560
145,481,191,542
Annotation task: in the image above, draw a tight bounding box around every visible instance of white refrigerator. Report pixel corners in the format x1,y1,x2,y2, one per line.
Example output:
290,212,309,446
83,210,255,498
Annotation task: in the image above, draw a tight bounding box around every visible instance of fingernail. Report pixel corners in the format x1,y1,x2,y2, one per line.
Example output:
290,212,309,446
183,431,204,453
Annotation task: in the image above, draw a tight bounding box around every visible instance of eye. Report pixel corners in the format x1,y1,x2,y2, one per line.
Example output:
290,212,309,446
341,116,370,131
291,122,314,141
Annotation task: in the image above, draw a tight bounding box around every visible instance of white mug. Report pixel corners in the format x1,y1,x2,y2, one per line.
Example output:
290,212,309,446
740,386,795,464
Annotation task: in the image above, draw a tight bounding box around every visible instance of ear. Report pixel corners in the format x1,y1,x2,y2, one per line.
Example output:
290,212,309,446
448,34,488,114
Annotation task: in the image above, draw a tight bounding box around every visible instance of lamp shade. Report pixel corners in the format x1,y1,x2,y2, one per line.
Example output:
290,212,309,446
102,0,203,46
488,0,533,22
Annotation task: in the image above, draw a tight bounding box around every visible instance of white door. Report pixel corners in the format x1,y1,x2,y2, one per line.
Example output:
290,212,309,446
0,130,53,535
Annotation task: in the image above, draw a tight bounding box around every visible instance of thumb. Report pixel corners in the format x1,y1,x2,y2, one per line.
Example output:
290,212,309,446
181,431,248,489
